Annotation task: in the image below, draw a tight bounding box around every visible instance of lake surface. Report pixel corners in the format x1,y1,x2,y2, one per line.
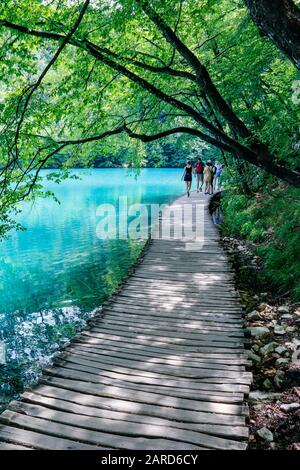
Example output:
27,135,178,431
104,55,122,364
0,168,183,407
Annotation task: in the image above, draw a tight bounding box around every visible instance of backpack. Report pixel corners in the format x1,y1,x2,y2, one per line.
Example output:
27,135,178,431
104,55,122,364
195,162,203,173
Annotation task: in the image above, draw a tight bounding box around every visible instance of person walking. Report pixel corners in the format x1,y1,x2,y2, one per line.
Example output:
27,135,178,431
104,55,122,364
213,161,223,192
203,160,214,195
182,161,193,197
194,158,204,193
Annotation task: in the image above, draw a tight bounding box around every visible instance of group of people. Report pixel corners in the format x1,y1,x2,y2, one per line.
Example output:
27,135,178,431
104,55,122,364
182,159,223,197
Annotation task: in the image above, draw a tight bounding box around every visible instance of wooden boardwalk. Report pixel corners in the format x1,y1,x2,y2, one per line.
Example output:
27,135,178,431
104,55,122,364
0,192,251,450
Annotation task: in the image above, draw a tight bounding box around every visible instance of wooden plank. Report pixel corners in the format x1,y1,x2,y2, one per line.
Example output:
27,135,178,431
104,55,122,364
80,329,245,350
10,402,246,450
91,324,245,343
103,304,244,323
79,332,247,355
105,299,243,314
60,351,248,379
70,342,250,366
21,392,248,439
100,311,244,332
46,360,252,387
66,345,248,370
0,442,31,450
40,378,247,426
103,305,244,324
51,360,248,413
120,286,240,300
100,310,244,331
106,299,241,313
128,273,235,283
94,319,245,339
0,424,100,450
0,411,205,450
52,358,245,402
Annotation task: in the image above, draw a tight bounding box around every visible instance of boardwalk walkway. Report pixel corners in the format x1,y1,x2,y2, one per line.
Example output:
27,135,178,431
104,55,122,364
0,192,251,450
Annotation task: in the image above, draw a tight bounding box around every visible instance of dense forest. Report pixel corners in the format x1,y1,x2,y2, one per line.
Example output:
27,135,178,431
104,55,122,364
0,0,300,294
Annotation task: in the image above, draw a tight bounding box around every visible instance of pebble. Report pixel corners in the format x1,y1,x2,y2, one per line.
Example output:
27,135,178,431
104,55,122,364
286,326,296,333
275,345,287,354
260,342,279,356
246,310,262,321
280,403,300,413
290,443,300,450
257,427,274,442
274,325,285,335
249,391,282,403
246,326,270,338
275,358,290,366
260,292,268,298
259,303,271,311
281,314,293,320
278,305,290,314
274,371,285,388
263,378,273,390
293,387,300,398
248,350,261,363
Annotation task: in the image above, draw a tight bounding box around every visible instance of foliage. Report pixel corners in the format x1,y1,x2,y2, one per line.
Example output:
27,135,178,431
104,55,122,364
221,184,300,301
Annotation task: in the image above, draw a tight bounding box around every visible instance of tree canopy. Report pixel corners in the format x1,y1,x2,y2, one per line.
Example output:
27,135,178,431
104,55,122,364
0,0,300,234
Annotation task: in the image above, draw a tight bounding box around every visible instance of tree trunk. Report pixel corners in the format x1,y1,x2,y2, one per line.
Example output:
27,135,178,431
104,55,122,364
233,157,253,196
244,0,300,69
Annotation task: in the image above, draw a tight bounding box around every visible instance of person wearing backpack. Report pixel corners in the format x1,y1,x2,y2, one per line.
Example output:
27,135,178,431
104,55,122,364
194,158,204,193
213,161,223,192
203,160,214,195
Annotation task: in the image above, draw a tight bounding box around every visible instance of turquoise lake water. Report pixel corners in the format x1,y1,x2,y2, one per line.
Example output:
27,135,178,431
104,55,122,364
0,168,184,406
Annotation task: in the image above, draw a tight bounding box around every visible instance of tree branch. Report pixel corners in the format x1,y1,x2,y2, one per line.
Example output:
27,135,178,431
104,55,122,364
135,0,254,140
10,0,90,163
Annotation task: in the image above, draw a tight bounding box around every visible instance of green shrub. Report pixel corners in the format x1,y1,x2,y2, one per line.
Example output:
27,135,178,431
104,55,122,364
221,186,300,301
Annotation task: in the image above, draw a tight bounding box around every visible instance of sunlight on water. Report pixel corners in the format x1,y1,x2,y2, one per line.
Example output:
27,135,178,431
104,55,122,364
0,168,183,406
